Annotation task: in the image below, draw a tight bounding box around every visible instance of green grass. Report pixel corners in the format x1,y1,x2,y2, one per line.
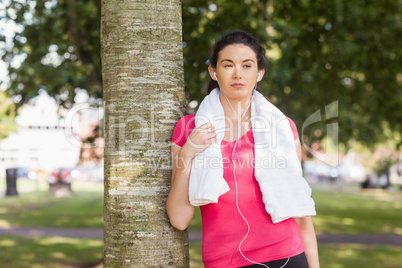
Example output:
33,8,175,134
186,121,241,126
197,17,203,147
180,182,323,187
0,181,104,267
189,241,202,268
0,189,103,229
312,189,402,235
318,243,402,268
189,241,402,268
0,235,103,268
188,207,202,230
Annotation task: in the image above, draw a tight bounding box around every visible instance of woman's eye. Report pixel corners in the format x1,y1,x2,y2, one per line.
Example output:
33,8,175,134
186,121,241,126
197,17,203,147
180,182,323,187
224,65,232,68
244,65,251,68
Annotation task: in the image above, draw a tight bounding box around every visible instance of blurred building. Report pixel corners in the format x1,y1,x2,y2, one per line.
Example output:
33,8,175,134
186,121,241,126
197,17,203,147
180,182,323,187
0,91,103,177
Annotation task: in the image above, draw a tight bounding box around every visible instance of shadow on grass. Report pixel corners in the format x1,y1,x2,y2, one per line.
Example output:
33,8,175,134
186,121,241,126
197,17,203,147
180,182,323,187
0,235,103,268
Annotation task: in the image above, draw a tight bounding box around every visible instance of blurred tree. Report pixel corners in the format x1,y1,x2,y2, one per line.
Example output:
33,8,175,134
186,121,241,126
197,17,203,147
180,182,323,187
0,90,16,140
0,0,101,108
270,0,402,149
1,0,401,148
181,0,402,149
102,0,188,267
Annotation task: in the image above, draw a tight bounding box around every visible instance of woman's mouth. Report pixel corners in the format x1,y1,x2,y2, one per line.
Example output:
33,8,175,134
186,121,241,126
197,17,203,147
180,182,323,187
231,83,245,88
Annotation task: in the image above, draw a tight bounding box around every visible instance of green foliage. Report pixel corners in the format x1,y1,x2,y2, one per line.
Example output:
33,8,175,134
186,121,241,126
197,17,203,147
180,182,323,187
270,0,402,148
0,0,101,108
182,0,402,148
0,90,16,140
374,155,399,176
1,0,401,147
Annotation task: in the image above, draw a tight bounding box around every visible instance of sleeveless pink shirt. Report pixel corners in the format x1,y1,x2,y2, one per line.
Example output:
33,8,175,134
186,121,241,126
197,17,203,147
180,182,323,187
172,114,304,268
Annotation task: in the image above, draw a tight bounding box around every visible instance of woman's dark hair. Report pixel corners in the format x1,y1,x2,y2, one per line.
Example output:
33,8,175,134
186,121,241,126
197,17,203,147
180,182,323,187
207,30,266,94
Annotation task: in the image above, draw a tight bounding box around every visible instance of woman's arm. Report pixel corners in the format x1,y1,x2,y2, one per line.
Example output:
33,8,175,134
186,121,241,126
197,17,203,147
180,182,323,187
166,143,195,230
294,216,320,268
166,122,216,230
294,138,320,267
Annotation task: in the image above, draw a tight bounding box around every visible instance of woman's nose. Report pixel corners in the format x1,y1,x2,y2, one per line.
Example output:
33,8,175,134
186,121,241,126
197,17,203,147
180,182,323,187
233,66,242,79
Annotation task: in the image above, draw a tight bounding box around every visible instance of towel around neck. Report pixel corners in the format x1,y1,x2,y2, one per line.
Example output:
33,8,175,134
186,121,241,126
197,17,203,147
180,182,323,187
188,88,316,223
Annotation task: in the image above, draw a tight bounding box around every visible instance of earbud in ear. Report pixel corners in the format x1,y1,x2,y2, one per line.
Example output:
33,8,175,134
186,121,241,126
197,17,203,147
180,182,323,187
214,72,218,81
257,73,261,81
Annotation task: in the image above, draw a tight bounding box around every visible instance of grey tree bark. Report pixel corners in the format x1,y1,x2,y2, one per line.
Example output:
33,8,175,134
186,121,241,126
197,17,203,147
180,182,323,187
101,0,188,267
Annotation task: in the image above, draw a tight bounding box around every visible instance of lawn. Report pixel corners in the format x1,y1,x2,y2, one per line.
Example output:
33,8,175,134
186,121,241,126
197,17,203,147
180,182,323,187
0,235,103,268
312,189,402,235
0,180,104,267
1,181,402,267
0,182,103,229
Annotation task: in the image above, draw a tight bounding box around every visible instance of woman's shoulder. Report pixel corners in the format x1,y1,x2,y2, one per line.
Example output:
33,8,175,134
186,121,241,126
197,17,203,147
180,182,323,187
171,114,196,147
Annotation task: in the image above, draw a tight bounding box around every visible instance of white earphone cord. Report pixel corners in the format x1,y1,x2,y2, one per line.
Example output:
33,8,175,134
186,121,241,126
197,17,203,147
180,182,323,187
220,80,289,268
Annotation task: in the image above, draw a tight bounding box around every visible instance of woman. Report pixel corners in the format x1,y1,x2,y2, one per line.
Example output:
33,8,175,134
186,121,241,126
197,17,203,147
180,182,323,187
167,31,320,268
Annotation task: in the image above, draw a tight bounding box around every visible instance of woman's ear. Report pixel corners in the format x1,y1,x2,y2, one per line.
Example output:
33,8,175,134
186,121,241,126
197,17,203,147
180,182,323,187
208,65,217,81
257,69,266,81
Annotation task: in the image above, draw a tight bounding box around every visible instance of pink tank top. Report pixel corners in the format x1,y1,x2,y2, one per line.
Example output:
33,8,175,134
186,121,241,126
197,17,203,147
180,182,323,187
172,114,304,268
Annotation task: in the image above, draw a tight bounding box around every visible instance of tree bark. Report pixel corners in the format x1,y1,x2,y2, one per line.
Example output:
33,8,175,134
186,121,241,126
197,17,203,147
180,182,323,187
101,0,188,267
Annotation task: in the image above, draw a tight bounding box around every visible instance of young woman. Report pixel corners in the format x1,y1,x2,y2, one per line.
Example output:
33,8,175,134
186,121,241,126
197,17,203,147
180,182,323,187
167,31,320,268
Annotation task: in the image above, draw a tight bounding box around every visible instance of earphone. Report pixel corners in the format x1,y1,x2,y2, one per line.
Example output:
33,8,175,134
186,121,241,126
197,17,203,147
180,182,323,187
216,73,289,268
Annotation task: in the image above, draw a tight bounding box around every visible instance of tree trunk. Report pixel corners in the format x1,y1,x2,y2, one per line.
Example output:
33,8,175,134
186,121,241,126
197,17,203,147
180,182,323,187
101,0,188,267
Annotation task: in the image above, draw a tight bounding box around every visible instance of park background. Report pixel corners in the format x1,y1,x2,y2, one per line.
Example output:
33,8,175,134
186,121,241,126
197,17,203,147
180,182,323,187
0,0,401,267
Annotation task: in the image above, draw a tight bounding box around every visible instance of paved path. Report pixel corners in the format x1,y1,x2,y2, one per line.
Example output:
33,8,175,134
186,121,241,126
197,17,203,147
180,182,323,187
1,228,402,246
0,227,103,239
316,234,402,246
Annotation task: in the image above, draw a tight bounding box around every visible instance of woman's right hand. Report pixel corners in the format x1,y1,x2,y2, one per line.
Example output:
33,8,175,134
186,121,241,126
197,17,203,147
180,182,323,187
167,122,216,230
181,122,216,160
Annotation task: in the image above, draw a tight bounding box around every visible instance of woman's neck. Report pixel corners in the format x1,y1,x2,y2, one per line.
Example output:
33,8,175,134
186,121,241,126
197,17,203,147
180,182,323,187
219,93,252,123
219,93,253,142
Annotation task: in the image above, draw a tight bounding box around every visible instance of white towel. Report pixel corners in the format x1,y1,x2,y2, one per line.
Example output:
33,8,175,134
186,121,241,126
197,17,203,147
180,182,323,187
189,88,316,223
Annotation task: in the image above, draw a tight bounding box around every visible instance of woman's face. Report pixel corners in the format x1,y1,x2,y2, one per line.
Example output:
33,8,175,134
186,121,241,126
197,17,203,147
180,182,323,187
209,44,264,101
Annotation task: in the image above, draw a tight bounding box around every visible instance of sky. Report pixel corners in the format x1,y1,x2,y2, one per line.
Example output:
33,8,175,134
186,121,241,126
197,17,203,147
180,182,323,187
0,18,13,90
0,22,9,90
0,1,24,90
